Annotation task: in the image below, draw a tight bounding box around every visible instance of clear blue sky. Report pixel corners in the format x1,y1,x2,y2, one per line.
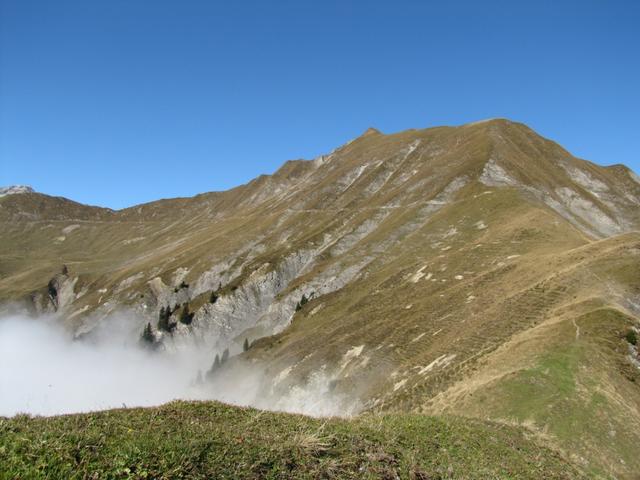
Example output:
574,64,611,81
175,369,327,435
1,1,638,209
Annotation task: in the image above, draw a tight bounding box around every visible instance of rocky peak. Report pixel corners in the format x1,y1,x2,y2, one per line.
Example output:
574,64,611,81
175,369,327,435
361,127,382,137
0,185,34,196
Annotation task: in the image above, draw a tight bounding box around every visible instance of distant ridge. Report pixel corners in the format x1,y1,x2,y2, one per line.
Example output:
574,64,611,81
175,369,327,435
0,185,34,196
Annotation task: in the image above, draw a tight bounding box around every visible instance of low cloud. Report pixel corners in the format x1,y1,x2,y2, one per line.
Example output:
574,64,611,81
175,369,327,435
0,311,363,418
0,312,211,416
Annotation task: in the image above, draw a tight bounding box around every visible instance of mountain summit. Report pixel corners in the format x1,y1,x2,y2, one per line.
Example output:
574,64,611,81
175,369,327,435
0,185,34,196
361,126,382,137
2,119,640,477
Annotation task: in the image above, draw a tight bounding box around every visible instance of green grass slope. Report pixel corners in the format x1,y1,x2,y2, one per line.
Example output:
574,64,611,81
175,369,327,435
0,401,586,480
426,307,640,479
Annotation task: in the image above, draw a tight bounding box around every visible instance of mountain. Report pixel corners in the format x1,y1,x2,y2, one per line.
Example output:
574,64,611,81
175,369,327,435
1,118,640,478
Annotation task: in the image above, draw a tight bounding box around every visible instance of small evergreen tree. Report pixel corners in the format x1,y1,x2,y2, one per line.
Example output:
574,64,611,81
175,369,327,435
47,279,58,300
141,322,155,345
158,305,176,332
158,307,168,331
180,303,194,324
61,264,69,276
210,291,219,304
206,354,221,379
295,293,309,312
243,338,250,352
221,348,229,364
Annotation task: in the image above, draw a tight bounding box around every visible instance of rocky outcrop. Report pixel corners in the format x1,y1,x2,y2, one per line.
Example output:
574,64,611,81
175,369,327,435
0,185,34,196
30,267,77,314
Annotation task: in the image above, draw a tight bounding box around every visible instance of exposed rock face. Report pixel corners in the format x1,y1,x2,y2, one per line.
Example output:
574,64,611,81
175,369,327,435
30,269,77,314
479,158,517,187
479,155,640,238
190,251,318,350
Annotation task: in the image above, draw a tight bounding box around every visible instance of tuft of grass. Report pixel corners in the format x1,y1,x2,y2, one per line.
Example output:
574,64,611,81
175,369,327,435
290,430,334,456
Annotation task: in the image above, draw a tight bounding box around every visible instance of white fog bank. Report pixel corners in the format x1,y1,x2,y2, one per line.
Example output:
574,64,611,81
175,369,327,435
0,313,210,417
0,312,364,418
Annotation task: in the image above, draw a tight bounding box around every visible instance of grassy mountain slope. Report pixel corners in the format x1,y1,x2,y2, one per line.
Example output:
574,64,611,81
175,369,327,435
427,307,640,478
0,401,585,479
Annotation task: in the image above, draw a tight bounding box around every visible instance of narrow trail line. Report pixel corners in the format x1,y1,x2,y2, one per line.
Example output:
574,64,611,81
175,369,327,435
572,318,580,340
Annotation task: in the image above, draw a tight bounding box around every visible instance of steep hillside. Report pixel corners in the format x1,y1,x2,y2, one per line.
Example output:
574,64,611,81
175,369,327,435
1,119,639,478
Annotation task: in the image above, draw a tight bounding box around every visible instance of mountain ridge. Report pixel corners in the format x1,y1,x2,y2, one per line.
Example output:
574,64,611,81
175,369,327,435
2,118,640,478
2,118,638,217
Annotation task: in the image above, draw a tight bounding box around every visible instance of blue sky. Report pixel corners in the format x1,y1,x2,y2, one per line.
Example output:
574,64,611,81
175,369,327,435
1,1,639,209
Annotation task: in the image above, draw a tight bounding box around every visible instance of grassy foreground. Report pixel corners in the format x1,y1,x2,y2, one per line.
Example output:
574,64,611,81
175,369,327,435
0,401,585,479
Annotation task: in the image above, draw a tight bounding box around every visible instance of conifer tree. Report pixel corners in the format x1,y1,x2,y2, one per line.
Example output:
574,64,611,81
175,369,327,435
205,354,220,380
180,303,194,324
295,293,309,311
206,354,221,379
47,279,57,301
141,322,154,344
243,338,250,352
158,305,175,332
